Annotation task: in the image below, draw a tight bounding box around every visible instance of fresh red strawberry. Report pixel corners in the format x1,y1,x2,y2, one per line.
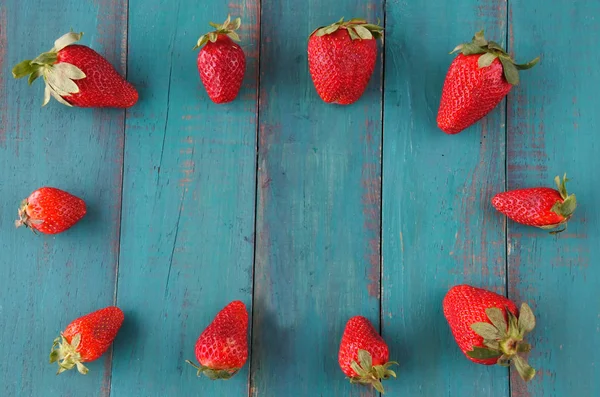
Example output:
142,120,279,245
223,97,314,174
338,316,397,393
186,300,248,380
194,15,246,104
308,18,383,105
443,285,536,381
437,30,539,134
50,306,124,374
492,174,576,231
15,187,86,234
12,31,138,108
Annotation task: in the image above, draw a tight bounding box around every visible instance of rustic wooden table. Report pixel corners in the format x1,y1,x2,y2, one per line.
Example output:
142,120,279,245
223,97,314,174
1,0,598,396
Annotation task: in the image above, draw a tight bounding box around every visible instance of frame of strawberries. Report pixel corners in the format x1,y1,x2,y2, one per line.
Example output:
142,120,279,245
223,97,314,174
12,14,577,395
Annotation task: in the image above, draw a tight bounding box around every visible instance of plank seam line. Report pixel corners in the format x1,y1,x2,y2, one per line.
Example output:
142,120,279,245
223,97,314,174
379,0,387,343
109,0,130,394
248,0,262,394
504,0,512,395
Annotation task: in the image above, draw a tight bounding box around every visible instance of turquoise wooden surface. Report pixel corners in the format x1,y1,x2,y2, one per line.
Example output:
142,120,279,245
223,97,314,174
507,2,600,396
1,0,599,396
0,0,127,395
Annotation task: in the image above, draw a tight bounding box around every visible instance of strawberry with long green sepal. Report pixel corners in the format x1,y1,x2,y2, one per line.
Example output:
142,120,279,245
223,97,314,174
194,15,246,104
12,31,138,108
492,174,576,232
308,18,383,105
443,285,536,382
15,187,86,234
338,316,397,393
437,30,539,134
186,300,248,380
50,306,124,375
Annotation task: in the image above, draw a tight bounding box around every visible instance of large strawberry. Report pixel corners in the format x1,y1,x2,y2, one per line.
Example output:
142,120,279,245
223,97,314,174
443,285,536,381
186,300,248,380
437,30,539,134
492,174,576,232
50,306,124,374
15,187,86,234
308,18,383,105
12,31,138,108
193,15,246,104
338,316,397,393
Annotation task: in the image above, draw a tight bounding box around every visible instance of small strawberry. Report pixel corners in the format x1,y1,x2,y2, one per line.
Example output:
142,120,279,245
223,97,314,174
15,187,86,234
308,18,383,105
12,31,138,108
443,285,536,381
50,306,124,374
186,300,248,380
338,316,397,394
492,174,576,232
437,30,539,134
193,15,246,104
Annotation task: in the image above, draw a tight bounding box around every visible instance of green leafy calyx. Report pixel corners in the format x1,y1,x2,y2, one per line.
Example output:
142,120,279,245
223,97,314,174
467,303,536,382
185,359,239,380
347,349,398,394
550,173,577,220
193,15,242,50
49,333,89,375
12,31,86,107
310,17,383,41
450,30,539,85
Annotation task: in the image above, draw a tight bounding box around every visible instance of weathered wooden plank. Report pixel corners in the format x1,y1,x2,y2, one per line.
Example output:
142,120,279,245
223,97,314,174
0,0,126,395
111,2,259,396
251,2,384,396
381,1,509,395
507,2,600,396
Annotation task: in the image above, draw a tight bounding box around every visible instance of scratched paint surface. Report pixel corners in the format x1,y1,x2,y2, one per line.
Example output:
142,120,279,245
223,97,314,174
250,0,384,395
507,1,600,396
0,0,127,396
1,0,600,396
382,1,510,395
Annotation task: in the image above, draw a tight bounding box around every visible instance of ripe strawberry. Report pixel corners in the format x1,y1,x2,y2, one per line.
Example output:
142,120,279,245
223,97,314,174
12,31,138,108
308,18,383,105
186,300,248,380
492,174,576,232
50,306,124,374
338,316,397,393
437,30,539,134
194,15,246,104
15,187,86,234
443,285,536,381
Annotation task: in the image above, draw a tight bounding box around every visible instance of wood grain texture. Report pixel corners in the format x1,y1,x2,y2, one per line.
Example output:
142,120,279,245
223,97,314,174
381,1,509,395
0,0,127,395
507,1,600,396
251,2,384,396
111,1,259,396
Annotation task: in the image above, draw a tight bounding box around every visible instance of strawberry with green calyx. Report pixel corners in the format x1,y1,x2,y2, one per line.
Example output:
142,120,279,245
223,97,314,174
492,174,576,232
437,30,539,134
308,18,383,105
193,15,246,104
12,31,138,108
338,316,398,393
50,306,124,375
16,187,86,235
186,301,249,380
443,285,536,382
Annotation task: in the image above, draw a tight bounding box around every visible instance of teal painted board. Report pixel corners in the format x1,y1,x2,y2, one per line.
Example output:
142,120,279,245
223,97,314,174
0,0,126,395
382,1,510,395
111,1,259,395
507,1,600,396
251,2,383,396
